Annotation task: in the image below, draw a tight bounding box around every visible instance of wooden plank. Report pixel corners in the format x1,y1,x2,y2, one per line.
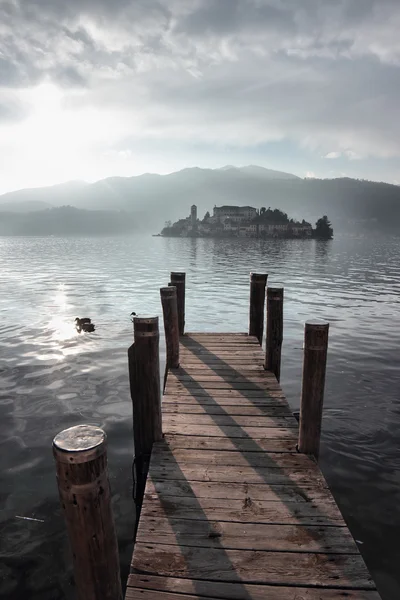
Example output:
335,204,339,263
166,381,284,391
127,575,381,600
172,367,274,376
146,478,331,502
151,448,315,469
162,404,293,416
162,395,288,406
141,493,344,524
179,350,263,357
136,517,359,553
180,358,264,364
183,336,257,341
160,435,297,453
169,374,277,383
131,544,374,588
178,364,267,372
181,345,262,351
164,424,298,438
163,413,298,427
147,464,324,486
164,388,286,398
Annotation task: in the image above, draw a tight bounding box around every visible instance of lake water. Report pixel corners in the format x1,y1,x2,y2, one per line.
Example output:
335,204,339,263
1,234,400,599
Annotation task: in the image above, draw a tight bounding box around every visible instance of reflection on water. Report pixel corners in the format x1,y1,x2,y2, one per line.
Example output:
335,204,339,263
1,234,400,599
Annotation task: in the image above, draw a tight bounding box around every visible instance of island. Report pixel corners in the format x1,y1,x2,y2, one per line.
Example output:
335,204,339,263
160,205,333,239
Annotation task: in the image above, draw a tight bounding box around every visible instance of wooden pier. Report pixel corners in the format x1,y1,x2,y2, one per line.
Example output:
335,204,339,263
53,273,382,600
126,332,380,599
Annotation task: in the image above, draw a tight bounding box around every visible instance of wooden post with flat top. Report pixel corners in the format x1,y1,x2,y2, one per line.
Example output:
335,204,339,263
160,286,179,369
170,272,186,335
265,286,284,382
298,320,329,460
53,425,122,600
249,273,268,344
128,316,162,510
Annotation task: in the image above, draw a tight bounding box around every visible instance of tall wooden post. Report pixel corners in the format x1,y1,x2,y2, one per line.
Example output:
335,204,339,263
249,273,268,344
170,272,186,335
298,320,329,460
265,287,284,382
128,316,162,509
160,286,179,369
53,425,122,600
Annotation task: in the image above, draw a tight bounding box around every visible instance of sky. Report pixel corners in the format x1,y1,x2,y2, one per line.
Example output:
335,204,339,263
1,0,400,195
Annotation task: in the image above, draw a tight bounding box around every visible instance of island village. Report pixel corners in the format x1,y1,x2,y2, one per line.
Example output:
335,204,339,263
160,205,333,239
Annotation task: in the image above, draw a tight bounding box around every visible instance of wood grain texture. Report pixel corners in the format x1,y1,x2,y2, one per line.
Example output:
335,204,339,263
158,435,298,453
146,478,330,501
127,576,380,600
131,544,374,588
136,517,359,553
161,403,293,416
140,494,345,524
151,448,316,469
161,395,288,405
163,423,299,439
162,413,298,427
163,388,285,398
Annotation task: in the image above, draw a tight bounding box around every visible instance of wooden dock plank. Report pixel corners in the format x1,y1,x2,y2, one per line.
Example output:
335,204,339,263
131,544,374,588
126,332,381,600
127,575,381,600
146,479,331,502
159,434,297,452
163,423,299,438
140,493,345,524
136,517,359,553
151,447,315,468
162,413,298,427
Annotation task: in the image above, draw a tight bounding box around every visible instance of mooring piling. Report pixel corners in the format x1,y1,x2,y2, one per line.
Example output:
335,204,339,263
265,286,284,382
53,425,122,600
298,319,329,459
249,272,268,344
170,272,186,335
128,316,162,509
160,286,180,369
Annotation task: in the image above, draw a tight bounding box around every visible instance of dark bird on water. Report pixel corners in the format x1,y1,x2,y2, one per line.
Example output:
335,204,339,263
75,317,95,333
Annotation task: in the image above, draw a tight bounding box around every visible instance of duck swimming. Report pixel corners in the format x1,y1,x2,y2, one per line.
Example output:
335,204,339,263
75,317,95,333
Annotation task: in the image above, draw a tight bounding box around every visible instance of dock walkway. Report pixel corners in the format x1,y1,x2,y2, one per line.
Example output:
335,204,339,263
126,333,381,600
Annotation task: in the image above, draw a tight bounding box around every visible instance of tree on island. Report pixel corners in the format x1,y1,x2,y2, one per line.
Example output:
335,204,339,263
314,215,333,239
203,211,210,221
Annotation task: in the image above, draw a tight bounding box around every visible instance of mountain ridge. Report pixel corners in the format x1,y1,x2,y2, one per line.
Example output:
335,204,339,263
0,167,399,233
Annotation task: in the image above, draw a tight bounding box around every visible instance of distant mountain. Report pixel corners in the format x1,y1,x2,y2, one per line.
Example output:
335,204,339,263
218,165,300,180
0,200,53,212
1,168,400,234
0,206,137,236
0,180,88,208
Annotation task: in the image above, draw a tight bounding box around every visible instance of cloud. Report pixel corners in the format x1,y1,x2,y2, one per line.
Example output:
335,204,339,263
1,0,400,190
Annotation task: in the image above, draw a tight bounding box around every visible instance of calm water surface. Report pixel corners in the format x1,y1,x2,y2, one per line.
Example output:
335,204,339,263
1,235,400,599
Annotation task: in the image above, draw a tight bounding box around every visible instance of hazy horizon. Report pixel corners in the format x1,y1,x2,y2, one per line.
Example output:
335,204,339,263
1,0,400,195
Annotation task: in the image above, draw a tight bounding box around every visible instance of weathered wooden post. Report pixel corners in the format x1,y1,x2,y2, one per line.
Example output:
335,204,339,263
265,287,284,382
298,320,329,460
53,425,122,600
170,272,186,335
160,286,179,369
249,273,268,344
128,316,162,509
